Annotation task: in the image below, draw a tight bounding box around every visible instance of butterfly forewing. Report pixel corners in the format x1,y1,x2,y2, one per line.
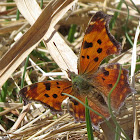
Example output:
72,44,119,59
78,11,121,75
20,80,72,112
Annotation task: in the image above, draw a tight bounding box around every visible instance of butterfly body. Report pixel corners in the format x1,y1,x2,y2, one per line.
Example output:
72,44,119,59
69,72,90,93
20,11,135,127
69,71,107,106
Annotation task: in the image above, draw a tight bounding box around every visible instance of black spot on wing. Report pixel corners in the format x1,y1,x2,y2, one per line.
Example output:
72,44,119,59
108,84,113,88
61,93,65,96
87,55,89,59
102,77,105,81
44,83,51,90
70,98,79,106
97,39,102,45
44,94,50,98
97,48,102,53
94,57,99,62
103,70,109,76
53,94,58,98
73,100,79,105
83,41,93,49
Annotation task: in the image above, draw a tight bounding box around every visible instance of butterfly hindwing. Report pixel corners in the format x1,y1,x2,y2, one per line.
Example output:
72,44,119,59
69,95,110,126
90,63,134,111
20,80,72,112
78,11,121,75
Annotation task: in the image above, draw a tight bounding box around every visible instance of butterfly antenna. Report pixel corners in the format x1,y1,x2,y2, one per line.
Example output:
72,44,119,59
53,42,70,72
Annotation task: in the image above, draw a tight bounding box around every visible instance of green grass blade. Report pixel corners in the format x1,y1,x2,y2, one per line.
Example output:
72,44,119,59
0,81,8,102
20,55,30,102
0,81,8,122
130,0,140,13
110,0,123,31
115,125,120,140
67,24,77,43
122,0,133,46
40,0,43,9
85,97,94,140
21,55,30,88
16,10,20,20
31,50,51,62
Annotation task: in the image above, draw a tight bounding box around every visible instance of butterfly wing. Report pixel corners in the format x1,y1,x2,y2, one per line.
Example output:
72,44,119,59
69,94,110,127
19,80,72,112
89,63,134,111
77,11,121,75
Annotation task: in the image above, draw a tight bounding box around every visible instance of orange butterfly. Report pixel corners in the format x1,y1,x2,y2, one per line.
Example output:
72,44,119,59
20,11,134,127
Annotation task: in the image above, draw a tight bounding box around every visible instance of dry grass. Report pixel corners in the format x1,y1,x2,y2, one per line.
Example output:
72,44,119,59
0,0,140,139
